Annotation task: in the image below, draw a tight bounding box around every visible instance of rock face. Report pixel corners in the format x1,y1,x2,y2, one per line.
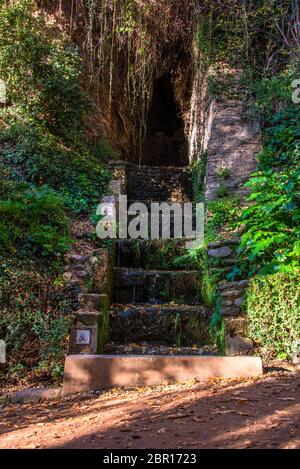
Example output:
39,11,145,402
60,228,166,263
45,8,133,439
204,75,260,202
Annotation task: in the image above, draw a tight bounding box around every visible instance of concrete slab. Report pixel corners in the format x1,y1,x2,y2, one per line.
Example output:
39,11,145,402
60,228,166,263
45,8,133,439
63,355,263,396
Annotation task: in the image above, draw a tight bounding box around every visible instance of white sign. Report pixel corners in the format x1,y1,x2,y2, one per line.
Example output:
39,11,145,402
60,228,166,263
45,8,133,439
0,80,6,104
0,340,6,364
76,330,91,345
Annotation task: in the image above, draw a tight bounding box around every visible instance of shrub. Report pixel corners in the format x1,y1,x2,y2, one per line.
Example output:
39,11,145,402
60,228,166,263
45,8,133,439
0,260,78,381
0,181,71,260
239,169,300,275
0,0,112,215
246,272,300,359
206,197,241,240
0,122,111,213
0,0,86,138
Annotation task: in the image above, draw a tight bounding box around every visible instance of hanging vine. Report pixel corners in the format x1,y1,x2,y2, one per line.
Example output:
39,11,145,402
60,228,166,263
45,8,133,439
65,0,202,160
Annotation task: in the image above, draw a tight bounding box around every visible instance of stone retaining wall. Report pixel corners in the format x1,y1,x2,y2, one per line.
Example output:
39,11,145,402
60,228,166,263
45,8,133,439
207,239,253,355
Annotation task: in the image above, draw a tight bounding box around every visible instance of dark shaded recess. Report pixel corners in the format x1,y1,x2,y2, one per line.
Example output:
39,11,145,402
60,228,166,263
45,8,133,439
141,75,188,166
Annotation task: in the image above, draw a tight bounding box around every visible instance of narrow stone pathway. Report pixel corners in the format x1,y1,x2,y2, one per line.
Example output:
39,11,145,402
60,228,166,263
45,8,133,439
105,164,211,356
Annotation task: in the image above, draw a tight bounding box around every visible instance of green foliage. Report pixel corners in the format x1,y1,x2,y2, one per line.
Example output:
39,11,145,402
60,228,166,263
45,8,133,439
217,167,231,180
238,68,300,276
0,122,111,214
246,273,300,359
0,0,85,139
206,197,241,241
0,0,112,215
239,169,300,275
190,152,207,203
216,184,229,199
0,260,78,382
209,310,225,356
0,179,70,259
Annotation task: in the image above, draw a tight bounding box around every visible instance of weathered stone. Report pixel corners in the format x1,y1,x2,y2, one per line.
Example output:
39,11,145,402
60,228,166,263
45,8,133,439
224,317,252,355
238,280,250,289
62,272,73,282
234,297,245,307
64,253,86,264
76,270,89,279
109,180,123,196
207,239,239,249
204,73,259,202
78,294,108,312
207,246,233,258
220,290,242,299
220,307,241,317
219,281,237,291
11,387,62,404
221,300,234,307
226,335,254,355
110,304,208,345
68,312,102,355
113,268,199,304
127,166,192,202
224,317,248,336
91,249,113,298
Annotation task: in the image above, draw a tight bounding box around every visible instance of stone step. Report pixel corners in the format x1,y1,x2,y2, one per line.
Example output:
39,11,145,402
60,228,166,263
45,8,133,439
63,355,263,395
115,238,195,270
113,268,200,304
127,165,193,202
104,342,216,356
110,303,208,345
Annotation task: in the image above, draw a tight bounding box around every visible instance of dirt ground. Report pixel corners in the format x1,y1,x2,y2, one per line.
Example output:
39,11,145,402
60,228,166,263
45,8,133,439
0,368,299,449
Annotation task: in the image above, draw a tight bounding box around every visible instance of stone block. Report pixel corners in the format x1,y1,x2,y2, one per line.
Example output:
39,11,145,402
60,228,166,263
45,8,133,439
91,249,113,298
11,387,62,404
224,317,253,355
220,290,242,299
220,306,241,317
63,355,263,395
226,335,254,355
68,312,102,355
208,246,233,258
78,294,108,312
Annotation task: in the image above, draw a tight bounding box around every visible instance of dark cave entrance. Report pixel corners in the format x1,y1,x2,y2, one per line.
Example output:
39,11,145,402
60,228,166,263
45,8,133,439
141,75,188,166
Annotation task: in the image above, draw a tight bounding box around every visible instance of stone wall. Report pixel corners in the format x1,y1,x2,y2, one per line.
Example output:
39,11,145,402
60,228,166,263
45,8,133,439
204,72,260,202
66,249,113,355
207,239,254,355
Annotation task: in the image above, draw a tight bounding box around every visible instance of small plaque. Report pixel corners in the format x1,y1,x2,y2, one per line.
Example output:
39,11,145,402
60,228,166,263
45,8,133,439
76,329,91,345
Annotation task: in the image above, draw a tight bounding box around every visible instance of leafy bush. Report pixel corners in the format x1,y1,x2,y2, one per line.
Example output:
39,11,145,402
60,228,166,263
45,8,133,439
0,260,78,381
239,169,300,275
237,68,300,276
0,122,111,213
0,179,71,259
0,0,112,215
206,197,241,241
0,0,86,138
246,273,300,359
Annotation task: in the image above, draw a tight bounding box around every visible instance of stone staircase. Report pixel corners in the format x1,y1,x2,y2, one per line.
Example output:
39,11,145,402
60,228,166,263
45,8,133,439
105,164,210,356
63,162,263,394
